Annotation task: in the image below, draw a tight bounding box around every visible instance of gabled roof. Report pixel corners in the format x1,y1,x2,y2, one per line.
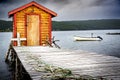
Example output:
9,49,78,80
8,1,57,17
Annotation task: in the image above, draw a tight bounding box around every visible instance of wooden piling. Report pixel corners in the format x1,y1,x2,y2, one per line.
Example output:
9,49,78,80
5,43,32,80
15,58,18,80
5,43,12,62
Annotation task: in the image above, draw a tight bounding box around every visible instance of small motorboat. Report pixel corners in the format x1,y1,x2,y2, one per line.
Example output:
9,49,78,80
74,36,103,41
106,33,120,35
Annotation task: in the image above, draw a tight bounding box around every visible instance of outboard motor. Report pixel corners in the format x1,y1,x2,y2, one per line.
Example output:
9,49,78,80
97,36,103,40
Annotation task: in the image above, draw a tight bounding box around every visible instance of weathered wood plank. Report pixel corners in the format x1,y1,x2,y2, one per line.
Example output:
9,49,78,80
13,46,120,80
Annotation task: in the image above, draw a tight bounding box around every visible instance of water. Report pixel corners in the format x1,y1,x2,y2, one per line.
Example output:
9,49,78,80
0,30,120,79
0,32,12,80
52,29,120,58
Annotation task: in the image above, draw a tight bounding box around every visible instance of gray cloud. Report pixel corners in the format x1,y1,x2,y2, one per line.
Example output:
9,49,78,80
90,0,114,6
116,0,120,5
0,0,120,21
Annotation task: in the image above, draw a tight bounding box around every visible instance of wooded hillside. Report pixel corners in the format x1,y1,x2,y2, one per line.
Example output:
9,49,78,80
0,19,120,32
52,19,120,30
0,20,12,32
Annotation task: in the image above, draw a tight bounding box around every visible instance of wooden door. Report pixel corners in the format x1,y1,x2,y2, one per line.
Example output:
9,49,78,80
27,15,40,46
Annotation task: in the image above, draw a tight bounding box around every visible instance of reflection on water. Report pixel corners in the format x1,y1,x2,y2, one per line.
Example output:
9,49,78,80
0,32,12,80
52,30,120,58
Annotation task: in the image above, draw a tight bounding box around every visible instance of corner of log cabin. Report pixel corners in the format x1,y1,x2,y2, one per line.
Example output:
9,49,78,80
8,1,57,46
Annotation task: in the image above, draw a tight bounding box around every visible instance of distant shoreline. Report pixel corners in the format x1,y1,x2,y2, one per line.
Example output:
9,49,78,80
1,29,120,32
0,19,120,31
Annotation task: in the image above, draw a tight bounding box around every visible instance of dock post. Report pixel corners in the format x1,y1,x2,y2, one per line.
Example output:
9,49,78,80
5,43,12,62
15,57,18,80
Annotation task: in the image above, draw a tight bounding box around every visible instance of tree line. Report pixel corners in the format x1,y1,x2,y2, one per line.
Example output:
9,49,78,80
0,19,120,32
0,20,12,32
52,19,120,31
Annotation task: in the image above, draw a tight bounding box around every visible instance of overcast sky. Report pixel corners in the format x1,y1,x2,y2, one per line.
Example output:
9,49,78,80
0,0,120,21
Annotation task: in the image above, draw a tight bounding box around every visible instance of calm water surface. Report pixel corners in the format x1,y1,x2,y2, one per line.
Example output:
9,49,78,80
0,32,12,80
0,30,120,79
52,29,120,58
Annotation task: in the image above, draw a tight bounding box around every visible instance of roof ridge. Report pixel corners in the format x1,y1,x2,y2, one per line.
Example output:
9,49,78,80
8,1,57,17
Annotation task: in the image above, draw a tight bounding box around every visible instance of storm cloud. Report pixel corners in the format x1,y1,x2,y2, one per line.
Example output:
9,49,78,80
0,0,120,21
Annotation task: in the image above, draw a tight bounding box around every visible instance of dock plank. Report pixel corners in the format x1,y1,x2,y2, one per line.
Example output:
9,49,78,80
14,46,120,80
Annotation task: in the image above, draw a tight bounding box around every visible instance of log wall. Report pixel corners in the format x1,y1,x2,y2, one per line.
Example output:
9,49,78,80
14,5,52,46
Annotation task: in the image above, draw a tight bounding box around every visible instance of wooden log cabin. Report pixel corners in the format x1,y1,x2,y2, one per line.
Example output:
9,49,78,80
8,1,57,46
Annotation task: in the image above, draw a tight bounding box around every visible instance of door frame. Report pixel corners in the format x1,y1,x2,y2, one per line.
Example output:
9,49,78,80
25,13,41,45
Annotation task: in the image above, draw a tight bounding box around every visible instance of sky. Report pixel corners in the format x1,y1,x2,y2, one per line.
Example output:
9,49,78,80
0,0,120,21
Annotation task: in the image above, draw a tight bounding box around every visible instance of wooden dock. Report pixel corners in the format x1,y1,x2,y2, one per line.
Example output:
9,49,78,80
6,46,120,80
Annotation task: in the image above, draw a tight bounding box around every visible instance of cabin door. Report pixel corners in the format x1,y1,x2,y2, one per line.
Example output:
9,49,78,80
27,15,40,46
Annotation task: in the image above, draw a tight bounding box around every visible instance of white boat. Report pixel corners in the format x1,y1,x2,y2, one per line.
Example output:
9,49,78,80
74,36,103,41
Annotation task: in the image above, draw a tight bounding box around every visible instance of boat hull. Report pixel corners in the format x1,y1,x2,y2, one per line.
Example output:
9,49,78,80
74,36,102,41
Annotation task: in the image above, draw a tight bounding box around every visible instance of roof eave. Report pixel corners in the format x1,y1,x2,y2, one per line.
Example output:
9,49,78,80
8,1,57,18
